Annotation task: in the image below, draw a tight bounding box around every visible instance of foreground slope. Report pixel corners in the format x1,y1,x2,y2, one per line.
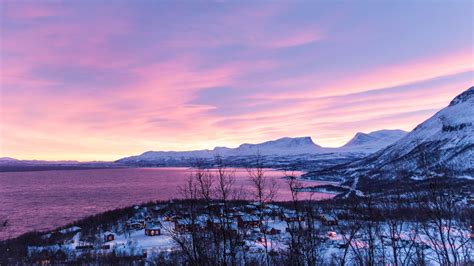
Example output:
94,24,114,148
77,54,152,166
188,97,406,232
306,86,474,184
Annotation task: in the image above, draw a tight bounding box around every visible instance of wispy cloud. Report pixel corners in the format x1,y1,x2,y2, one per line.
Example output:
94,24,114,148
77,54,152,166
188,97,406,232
0,1,472,160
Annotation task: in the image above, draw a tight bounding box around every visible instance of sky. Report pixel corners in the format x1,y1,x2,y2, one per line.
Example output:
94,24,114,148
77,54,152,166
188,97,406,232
0,0,473,161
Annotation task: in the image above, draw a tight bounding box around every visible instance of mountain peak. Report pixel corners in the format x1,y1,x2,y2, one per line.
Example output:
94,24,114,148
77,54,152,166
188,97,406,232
274,136,316,146
449,86,474,106
344,133,375,147
0,157,18,162
237,136,319,150
343,129,407,148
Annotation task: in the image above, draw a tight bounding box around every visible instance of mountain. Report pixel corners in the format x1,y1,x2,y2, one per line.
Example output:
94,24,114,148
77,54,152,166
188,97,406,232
118,136,322,164
0,158,124,172
227,136,322,155
341,129,407,153
358,86,473,175
0,157,19,162
306,86,474,184
117,131,406,168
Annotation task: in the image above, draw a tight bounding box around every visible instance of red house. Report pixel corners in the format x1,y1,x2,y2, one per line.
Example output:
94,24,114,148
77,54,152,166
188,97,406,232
237,215,261,228
103,231,116,242
320,214,337,226
175,219,194,233
145,223,161,236
261,226,281,235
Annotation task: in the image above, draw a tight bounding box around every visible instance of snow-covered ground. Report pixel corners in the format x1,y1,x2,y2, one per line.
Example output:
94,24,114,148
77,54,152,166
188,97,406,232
26,199,472,265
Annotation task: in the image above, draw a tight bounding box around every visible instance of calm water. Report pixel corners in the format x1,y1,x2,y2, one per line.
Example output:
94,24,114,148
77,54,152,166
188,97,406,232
0,168,333,240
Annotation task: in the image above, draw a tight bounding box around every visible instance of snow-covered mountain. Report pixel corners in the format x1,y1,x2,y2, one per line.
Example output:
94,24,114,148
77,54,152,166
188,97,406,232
118,137,323,164
308,86,474,182
225,136,322,155
0,157,19,162
341,129,407,153
0,158,122,172
117,130,406,167
359,86,473,175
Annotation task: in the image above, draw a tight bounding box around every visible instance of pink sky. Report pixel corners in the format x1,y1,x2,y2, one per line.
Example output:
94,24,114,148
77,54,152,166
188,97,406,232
0,1,473,161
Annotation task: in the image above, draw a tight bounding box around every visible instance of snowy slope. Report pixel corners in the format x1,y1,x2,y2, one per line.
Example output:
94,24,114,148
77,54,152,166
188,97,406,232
342,86,474,179
341,129,407,153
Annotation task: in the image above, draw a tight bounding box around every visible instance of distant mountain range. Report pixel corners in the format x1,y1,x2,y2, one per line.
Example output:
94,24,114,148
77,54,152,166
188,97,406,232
0,158,122,172
116,130,407,165
305,86,474,185
0,130,406,172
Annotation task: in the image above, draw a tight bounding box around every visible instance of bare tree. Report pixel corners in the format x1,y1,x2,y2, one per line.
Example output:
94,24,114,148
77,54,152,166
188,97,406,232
192,158,213,201
212,155,243,265
172,170,215,265
247,152,278,265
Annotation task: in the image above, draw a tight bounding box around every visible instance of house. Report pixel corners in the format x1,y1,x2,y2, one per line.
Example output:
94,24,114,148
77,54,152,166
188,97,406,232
207,217,223,229
164,212,177,222
237,215,261,228
261,226,281,235
320,214,337,226
126,218,145,230
103,231,116,242
175,219,194,233
126,221,145,230
206,202,225,213
206,217,238,233
281,211,303,222
263,209,275,216
245,204,258,211
151,205,164,214
327,231,337,238
145,222,161,236
231,211,246,219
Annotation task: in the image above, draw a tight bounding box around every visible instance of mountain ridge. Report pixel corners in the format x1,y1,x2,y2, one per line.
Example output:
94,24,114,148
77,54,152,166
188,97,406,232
117,130,406,165
305,86,474,185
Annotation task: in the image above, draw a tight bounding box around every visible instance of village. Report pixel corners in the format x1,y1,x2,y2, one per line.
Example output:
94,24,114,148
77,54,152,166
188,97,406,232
26,200,345,263
24,195,473,264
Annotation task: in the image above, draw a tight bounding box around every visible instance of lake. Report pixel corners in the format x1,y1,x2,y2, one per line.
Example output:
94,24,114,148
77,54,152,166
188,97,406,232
0,167,334,240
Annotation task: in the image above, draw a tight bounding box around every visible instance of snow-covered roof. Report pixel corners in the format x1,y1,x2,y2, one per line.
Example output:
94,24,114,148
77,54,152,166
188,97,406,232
321,214,336,221
145,222,161,230
283,211,298,218
176,219,193,225
240,215,259,222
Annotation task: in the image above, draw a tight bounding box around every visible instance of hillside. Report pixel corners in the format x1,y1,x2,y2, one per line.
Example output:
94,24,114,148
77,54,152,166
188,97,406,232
305,86,474,185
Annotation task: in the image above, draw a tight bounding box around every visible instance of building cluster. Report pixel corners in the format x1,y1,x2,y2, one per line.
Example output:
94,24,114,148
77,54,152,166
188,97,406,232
100,202,339,244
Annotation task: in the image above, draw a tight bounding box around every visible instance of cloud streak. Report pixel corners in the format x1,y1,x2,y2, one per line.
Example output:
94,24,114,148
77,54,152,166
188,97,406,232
0,1,473,160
